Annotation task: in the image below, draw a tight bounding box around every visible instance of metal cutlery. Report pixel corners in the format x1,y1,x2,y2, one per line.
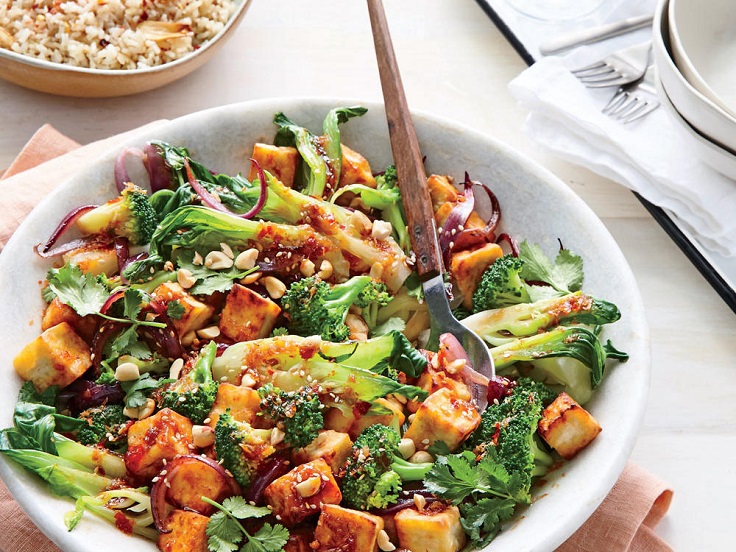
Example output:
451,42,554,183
603,64,660,124
571,41,652,88
366,0,496,401
540,14,653,56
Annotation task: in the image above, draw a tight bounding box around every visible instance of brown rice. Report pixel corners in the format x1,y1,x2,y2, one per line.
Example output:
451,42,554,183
0,0,237,70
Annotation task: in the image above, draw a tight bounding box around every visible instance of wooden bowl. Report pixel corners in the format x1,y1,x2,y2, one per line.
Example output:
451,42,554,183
0,0,252,98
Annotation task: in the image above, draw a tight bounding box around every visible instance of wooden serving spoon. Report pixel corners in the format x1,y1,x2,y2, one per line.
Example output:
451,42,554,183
367,0,496,400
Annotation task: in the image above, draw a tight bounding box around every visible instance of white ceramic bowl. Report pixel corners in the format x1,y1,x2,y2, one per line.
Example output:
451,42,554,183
653,0,736,155
0,0,252,98
669,0,736,119
0,98,650,552
655,73,736,180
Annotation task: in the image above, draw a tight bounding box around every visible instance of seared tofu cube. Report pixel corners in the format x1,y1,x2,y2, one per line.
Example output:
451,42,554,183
349,397,405,439
403,388,480,451
538,392,602,460
207,382,262,428
323,407,355,434
14,322,92,392
427,174,459,210
151,282,215,340
41,297,97,343
338,145,376,188
450,242,504,309
125,408,193,479
158,510,209,552
293,430,353,472
312,504,384,552
263,458,342,526
218,284,281,342
63,244,118,276
395,504,466,552
248,143,300,188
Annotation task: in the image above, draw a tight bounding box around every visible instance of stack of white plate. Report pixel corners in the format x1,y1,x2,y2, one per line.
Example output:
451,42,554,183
652,0,736,179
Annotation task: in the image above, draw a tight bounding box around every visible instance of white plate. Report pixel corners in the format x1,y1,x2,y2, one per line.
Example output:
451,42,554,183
669,0,736,119
656,74,736,181
653,0,736,155
0,98,650,552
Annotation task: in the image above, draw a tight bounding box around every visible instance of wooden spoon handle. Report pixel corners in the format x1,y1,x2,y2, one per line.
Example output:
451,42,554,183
368,0,443,279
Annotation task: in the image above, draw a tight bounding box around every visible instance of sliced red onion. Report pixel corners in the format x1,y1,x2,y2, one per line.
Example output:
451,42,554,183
36,205,98,255
243,454,291,505
473,180,501,239
151,454,241,533
90,320,125,371
114,238,130,277
114,147,145,192
99,289,127,315
495,232,520,257
184,158,268,220
57,379,125,416
439,173,475,258
439,333,489,405
120,251,148,275
142,297,183,359
142,143,172,192
34,235,101,259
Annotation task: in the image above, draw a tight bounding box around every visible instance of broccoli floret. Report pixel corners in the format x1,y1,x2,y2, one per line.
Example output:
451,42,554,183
213,410,275,489
472,255,531,312
466,378,555,503
160,341,218,424
258,384,324,449
463,291,621,346
76,404,128,450
340,424,432,510
76,183,158,245
283,275,391,342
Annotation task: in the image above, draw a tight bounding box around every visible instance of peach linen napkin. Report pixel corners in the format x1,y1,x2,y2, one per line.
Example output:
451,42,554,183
0,126,674,552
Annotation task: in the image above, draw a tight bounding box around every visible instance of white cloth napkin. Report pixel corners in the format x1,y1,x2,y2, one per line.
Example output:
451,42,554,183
508,49,736,257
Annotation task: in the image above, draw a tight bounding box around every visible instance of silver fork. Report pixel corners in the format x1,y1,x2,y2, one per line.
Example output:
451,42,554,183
603,65,660,124
571,41,651,88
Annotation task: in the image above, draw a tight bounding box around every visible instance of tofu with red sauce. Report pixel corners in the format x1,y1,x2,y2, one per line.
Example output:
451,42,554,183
403,387,481,451
312,504,385,552
13,321,92,392
157,510,209,552
538,392,602,459
263,458,342,526
218,283,281,342
150,282,215,343
293,430,353,473
395,503,466,552
124,408,193,479
206,382,262,428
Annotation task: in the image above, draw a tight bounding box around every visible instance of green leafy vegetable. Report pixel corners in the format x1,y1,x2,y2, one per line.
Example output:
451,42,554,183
203,495,289,552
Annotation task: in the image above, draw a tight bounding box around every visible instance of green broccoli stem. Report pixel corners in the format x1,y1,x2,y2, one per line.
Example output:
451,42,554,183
390,456,433,482
191,340,217,383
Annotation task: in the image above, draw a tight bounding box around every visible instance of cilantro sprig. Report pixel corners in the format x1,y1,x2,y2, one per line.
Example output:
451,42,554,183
203,496,289,552
46,264,166,329
519,241,583,301
424,450,523,547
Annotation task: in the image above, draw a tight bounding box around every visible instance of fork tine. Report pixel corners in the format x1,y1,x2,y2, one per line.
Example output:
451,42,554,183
577,68,618,81
612,97,642,119
584,78,640,89
571,61,606,74
622,101,660,124
603,90,627,113
573,65,614,78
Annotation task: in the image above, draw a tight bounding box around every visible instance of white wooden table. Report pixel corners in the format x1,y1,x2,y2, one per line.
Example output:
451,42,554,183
1,1,734,550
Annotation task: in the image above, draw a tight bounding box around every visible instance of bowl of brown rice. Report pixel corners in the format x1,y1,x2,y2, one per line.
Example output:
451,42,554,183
0,0,252,97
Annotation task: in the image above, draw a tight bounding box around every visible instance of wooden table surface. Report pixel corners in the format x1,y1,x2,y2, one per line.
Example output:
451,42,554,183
1,1,734,550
